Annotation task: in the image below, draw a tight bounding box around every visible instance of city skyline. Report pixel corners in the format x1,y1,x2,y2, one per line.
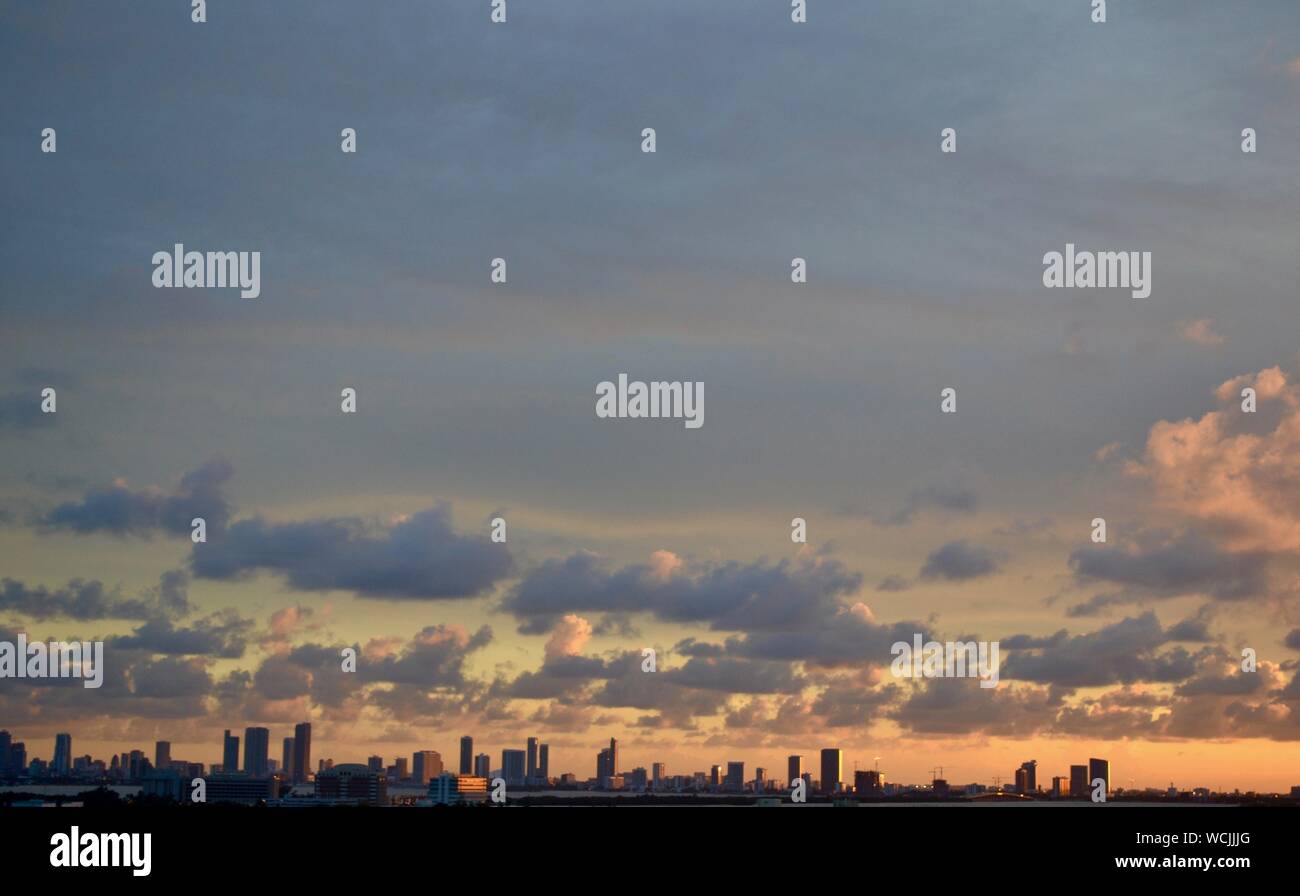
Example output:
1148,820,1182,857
4,724,1289,798
4,1,1300,797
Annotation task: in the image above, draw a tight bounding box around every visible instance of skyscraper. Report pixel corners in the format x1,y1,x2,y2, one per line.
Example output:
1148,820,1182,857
1018,760,1037,794
459,736,473,775
293,722,311,784
787,755,802,787
652,762,666,790
9,742,25,775
608,738,618,777
1089,758,1110,797
53,733,72,776
538,743,549,783
1070,764,1088,798
282,737,295,781
473,753,490,778
155,740,171,770
244,727,269,776
527,737,538,782
502,749,525,787
820,748,842,794
222,730,240,774
412,750,443,785
725,761,745,792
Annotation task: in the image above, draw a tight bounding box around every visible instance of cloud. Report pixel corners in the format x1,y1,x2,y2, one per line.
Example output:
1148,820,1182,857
544,614,593,661
42,458,233,537
918,540,1002,581
503,550,862,633
882,462,982,525
0,570,192,621
1000,613,1212,688
1067,531,1266,614
191,502,513,600
1176,318,1224,346
891,677,1056,737
108,611,253,658
1130,366,1300,552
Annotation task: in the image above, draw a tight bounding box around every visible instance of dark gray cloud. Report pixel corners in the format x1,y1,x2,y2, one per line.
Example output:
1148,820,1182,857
882,463,982,525
190,503,512,600
918,540,1003,581
503,552,862,632
42,458,233,537
891,677,1056,737
1067,532,1267,615
0,570,191,621
108,610,252,658
1001,613,1213,688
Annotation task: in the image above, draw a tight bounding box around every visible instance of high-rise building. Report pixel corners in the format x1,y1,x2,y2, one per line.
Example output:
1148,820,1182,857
474,753,490,778
222,730,240,774
526,737,539,782
787,755,802,787
855,769,883,796
393,757,408,780
367,755,383,773
244,727,269,777
1052,776,1068,797
725,761,744,792
1015,767,1029,794
539,743,549,783
459,736,473,775
0,730,10,774
502,749,526,786
709,765,722,789
1018,760,1037,794
820,748,842,794
608,738,618,777
597,748,611,779
9,742,26,775
155,740,171,770
652,762,666,790
1069,764,1088,797
53,733,72,776
292,722,311,784
412,750,443,785
282,737,295,781
1089,758,1110,797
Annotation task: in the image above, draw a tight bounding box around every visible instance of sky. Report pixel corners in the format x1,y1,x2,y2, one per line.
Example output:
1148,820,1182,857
2,0,1299,792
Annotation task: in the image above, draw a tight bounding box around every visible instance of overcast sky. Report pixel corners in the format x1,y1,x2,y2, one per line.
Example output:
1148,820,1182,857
3,0,1300,791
